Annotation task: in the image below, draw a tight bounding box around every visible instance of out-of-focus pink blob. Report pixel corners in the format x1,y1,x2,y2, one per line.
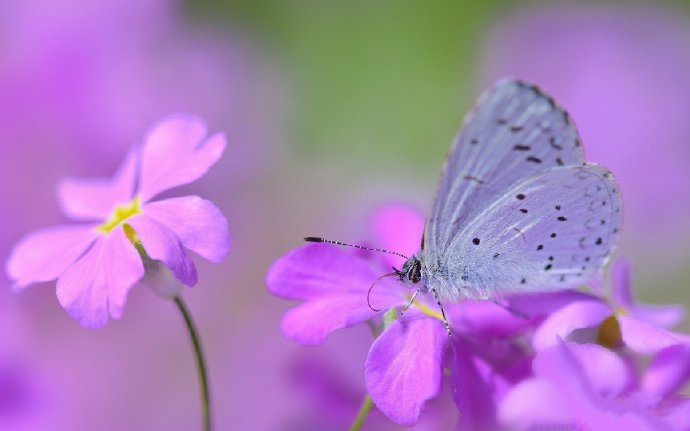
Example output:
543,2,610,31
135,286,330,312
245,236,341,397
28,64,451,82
0,291,56,431
479,4,690,240
0,0,286,273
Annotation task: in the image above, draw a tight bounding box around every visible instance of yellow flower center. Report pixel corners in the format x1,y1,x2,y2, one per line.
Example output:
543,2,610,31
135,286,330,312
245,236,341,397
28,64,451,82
96,196,142,235
597,315,623,348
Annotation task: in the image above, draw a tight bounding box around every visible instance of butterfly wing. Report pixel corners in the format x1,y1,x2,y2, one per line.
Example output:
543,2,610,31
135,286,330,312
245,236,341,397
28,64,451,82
426,163,622,300
424,80,584,260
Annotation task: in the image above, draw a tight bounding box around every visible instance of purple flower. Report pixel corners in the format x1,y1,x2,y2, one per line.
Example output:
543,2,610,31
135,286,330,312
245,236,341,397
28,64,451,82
479,4,690,237
268,204,583,426
499,340,688,430
6,115,231,328
533,258,689,354
267,204,446,425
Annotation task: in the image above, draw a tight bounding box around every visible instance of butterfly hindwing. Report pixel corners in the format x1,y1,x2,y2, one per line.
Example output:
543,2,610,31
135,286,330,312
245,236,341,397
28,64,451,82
426,164,622,300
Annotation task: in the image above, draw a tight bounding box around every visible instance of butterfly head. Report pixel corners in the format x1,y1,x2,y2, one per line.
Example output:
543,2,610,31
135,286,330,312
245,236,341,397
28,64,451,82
397,257,422,285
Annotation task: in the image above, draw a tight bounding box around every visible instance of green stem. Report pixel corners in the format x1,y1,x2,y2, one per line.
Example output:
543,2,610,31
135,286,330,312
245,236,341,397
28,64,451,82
174,296,211,431
349,308,397,430
348,394,374,431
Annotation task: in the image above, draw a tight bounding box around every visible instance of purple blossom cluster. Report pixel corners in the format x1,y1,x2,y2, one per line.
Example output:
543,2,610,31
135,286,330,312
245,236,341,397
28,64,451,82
268,204,690,430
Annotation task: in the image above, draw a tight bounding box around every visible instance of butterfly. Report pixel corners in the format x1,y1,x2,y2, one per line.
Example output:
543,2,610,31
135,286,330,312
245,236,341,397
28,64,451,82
308,79,623,333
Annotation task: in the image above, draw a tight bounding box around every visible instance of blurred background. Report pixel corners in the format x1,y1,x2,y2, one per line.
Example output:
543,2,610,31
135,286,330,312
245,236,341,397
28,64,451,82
1,0,690,429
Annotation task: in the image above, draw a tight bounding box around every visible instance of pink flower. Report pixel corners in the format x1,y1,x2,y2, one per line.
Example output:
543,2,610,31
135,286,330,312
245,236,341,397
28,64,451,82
0,0,284,275
5,115,231,328
533,258,689,354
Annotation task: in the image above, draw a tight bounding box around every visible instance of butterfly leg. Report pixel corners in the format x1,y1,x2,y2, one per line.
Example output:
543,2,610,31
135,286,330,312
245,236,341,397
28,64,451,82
400,288,421,317
431,288,452,337
490,299,529,319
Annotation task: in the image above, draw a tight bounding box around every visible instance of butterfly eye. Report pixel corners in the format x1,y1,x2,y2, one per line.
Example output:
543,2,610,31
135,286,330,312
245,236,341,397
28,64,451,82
405,260,422,284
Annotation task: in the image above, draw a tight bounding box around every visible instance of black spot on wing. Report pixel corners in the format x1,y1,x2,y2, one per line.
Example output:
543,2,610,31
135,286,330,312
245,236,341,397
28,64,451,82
463,175,485,184
549,136,563,150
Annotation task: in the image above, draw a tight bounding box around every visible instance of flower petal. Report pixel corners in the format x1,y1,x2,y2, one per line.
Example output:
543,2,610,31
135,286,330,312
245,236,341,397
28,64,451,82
143,196,230,263
507,290,599,316
612,258,633,307
57,148,138,220
365,314,448,426
6,225,97,289
619,315,690,355
532,341,593,404
567,343,629,399
611,258,685,328
371,203,425,268
499,378,571,428
448,300,532,337
524,341,666,431
532,299,612,351
448,291,600,338
137,115,226,202
450,337,508,430
266,243,402,301
56,228,143,328
663,398,690,430
630,304,686,329
128,215,197,286
281,293,401,345
642,344,690,400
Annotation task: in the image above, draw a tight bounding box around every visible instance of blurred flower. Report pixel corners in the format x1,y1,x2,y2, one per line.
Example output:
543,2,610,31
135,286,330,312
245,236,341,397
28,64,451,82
0,0,284,282
0,360,50,431
6,115,231,328
479,4,690,238
533,258,689,354
0,291,56,431
499,340,672,430
641,344,690,429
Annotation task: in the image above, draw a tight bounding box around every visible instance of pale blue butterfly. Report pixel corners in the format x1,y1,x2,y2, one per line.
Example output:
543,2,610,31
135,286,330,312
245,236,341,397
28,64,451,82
309,79,623,334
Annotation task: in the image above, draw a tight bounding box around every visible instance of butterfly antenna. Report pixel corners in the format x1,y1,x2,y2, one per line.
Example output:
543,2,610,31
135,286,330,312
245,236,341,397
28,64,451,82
304,237,409,260
367,272,398,312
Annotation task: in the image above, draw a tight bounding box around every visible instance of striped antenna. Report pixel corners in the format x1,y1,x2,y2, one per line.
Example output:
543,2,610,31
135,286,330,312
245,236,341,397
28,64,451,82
304,237,409,260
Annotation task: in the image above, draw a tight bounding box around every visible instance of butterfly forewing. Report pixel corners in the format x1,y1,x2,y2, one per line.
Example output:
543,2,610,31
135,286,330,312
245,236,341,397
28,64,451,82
425,80,584,259
427,164,622,300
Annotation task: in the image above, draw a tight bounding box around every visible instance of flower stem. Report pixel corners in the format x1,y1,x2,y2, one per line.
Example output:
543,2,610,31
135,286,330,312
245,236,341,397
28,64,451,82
174,296,211,431
350,308,397,430
348,394,374,431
